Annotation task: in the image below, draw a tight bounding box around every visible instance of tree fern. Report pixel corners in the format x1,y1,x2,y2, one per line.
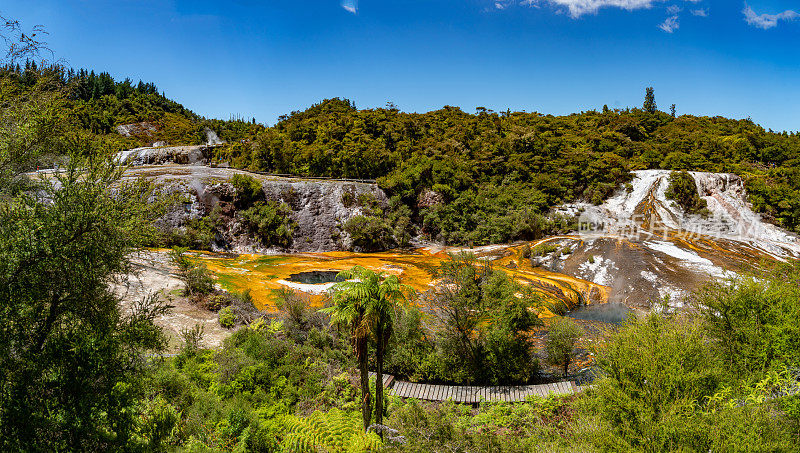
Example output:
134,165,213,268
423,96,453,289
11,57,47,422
280,410,382,453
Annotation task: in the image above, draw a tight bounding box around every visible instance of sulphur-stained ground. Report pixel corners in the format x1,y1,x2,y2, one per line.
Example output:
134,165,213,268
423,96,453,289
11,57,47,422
115,250,232,351
192,243,610,317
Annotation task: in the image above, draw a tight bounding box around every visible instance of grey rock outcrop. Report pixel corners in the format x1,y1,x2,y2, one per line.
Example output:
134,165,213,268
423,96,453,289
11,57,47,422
122,165,387,253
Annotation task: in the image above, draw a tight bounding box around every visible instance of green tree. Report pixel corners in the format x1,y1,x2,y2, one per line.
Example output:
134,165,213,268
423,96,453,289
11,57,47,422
240,200,295,247
426,253,542,384
0,158,170,450
644,86,657,114
323,265,406,431
545,318,583,376
230,173,263,208
665,170,709,215
369,272,407,431
694,262,800,376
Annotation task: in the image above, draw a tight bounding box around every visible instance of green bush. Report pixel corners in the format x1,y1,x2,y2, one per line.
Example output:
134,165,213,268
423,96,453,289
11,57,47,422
665,170,710,216
218,307,236,329
694,262,800,376
545,318,583,376
239,200,295,247
408,254,543,385
230,173,263,207
592,313,724,450
170,247,215,296
532,242,559,257
342,215,395,252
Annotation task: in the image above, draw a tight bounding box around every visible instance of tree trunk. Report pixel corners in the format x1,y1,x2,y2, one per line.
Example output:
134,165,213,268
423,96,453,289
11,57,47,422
358,337,372,431
563,358,569,377
375,321,385,435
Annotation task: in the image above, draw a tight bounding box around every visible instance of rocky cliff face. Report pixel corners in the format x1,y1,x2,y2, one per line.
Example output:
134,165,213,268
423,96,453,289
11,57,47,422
121,165,388,253
550,170,800,309
116,145,216,166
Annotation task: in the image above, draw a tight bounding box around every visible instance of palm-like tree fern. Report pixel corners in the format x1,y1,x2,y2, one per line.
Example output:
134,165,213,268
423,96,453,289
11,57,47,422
322,266,407,431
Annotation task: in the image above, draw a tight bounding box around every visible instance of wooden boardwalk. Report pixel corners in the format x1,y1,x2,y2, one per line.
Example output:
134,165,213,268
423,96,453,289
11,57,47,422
369,373,577,403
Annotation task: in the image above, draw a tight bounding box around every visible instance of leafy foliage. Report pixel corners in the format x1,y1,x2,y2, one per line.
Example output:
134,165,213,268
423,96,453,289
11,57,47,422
230,173,263,208
694,262,800,377
389,253,543,385
282,409,382,452
240,200,296,247
0,158,169,450
218,306,236,329
545,318,583,376
665,170,709,215
170,247,215,297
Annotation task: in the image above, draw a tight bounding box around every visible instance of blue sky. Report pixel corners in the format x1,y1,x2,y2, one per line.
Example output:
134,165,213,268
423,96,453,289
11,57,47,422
3,0,799,131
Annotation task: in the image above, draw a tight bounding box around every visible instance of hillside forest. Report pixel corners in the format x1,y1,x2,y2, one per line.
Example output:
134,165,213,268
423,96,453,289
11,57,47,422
3,62,800,249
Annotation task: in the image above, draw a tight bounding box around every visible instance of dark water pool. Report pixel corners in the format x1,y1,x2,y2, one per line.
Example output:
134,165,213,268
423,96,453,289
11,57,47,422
566,303,632,325
287,270,344,284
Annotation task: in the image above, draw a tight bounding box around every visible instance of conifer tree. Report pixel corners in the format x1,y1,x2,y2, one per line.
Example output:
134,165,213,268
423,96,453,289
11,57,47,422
644,86,657,113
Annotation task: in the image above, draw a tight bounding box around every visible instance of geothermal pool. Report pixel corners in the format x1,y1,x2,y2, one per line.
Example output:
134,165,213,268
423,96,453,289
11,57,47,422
191,243,610,315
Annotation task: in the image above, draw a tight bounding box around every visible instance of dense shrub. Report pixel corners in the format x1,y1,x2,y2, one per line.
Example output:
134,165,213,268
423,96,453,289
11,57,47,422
665,170,709,216
342,215,396,251
239,200,295,247
694,262,800,377
218,306,236,328
230,173,263,208
387,254,543,385
545,318,583,376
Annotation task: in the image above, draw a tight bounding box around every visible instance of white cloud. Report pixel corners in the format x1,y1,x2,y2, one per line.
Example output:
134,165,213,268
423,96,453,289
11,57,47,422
516,0,704,18
691,8,707,17
341,0,357,14
743,4,798,29
659,14,679,32
520,0,662,18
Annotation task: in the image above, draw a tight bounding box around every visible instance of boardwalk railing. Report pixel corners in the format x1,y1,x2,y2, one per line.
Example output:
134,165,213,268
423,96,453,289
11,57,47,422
370,372,579,404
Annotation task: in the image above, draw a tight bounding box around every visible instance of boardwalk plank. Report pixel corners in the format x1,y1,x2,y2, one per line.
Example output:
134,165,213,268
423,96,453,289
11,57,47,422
537,384,548,398
384,379,576,403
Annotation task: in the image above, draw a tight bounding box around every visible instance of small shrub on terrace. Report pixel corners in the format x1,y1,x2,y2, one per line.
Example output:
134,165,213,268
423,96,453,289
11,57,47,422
218,306,237,329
